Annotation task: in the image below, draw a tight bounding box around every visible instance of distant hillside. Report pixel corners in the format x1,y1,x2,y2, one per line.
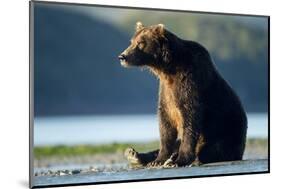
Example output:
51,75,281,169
120,12,268,62
34,4,158,116
34,4,268,116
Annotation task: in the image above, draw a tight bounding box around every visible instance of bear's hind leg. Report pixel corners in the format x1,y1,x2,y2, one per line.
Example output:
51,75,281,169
198,141,243,164
124,148,159,167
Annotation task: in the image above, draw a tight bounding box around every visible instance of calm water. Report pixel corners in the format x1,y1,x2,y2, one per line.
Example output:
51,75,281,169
34,113,268,146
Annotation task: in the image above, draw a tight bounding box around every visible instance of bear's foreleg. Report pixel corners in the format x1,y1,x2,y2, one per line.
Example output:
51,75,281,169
173,103,202,166
148,112,178,167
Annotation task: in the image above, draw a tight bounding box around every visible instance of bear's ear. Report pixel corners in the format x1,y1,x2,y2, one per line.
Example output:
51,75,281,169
135,21,144,31
154,23,165,35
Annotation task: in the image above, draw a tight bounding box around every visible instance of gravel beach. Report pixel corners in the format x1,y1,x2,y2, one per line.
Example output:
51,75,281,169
33,138,268,177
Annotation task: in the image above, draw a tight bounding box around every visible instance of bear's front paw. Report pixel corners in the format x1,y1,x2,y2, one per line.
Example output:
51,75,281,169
147,159,166,167
174,154,195,167
163,158,178,168
162,152,179,168
188,158,202,167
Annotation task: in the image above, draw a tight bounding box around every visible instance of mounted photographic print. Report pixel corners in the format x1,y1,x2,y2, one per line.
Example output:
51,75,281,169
29,1,269,188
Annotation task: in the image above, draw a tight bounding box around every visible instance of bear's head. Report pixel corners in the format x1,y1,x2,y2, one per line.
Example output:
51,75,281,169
118,22,171,68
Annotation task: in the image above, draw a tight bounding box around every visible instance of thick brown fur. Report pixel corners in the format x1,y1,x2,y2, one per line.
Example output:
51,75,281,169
119,22,247,167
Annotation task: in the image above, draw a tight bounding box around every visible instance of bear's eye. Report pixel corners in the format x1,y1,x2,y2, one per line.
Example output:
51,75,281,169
138,41,145,49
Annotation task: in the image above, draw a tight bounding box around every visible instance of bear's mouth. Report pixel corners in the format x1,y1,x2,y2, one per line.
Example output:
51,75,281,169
120,60,130,67
118,54,131,67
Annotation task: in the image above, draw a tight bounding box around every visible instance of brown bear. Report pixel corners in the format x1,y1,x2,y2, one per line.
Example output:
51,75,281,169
118,22,247,167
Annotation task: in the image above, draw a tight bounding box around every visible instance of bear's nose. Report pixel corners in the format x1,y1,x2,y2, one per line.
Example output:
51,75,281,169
118,54,127,61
